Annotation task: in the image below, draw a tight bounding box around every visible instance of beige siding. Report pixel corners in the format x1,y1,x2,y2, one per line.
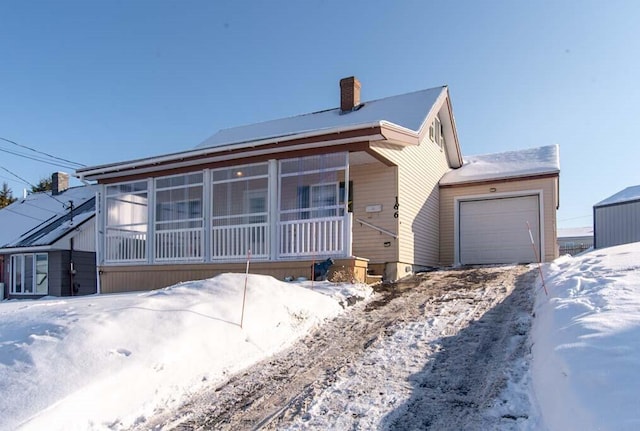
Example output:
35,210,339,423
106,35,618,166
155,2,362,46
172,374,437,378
350,163,398,263
99,258,369,293
371,135,451,267
439,176,559,265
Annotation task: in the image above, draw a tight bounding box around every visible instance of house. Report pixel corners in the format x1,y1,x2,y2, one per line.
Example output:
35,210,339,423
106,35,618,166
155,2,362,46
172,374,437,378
75,77,560,294
0,173,98,300
557,227,593,255
593,185,640,249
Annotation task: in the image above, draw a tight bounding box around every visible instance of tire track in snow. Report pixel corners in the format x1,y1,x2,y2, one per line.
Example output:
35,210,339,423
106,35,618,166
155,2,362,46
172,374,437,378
135,265,537,430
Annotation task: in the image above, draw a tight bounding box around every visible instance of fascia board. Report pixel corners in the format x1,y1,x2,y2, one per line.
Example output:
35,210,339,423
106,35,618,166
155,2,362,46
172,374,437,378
76,121,387,180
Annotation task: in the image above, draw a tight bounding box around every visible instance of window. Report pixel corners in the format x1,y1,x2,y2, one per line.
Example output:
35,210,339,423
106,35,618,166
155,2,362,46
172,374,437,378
11,253,48,295
211,163,270,259
311,183,339,218
155,172,204,261
105,180,148,262
429,115,445,148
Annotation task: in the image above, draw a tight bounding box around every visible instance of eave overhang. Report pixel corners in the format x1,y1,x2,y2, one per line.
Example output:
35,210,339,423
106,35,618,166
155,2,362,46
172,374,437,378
77,121,419,182
439,171,560,188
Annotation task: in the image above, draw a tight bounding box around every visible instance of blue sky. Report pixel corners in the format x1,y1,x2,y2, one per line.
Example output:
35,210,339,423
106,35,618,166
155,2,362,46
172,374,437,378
1,0,638,228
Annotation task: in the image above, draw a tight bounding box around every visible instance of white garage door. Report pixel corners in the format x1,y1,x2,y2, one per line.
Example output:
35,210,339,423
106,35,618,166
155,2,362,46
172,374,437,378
459,195,540,265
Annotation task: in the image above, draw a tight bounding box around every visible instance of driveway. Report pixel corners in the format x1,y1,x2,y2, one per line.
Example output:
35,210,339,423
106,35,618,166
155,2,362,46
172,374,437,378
136,265,539,430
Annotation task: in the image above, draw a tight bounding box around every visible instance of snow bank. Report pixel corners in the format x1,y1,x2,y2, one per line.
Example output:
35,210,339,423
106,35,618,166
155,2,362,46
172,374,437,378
531,242,640,430
0,273,371,430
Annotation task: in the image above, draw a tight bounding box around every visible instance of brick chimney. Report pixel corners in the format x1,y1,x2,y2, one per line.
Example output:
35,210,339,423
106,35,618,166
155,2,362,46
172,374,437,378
52,172,69,196
340,76,361,112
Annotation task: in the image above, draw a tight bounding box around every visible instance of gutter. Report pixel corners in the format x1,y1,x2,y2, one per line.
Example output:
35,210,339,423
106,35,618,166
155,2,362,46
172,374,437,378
77,121,389,179
77,121,420,181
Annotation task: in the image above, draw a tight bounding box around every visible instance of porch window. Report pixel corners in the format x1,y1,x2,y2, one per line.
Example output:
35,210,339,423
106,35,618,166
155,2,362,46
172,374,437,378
105,181,148,262
211,162,269,260
279,153,349,257
154,172,204,261
10,253,48,295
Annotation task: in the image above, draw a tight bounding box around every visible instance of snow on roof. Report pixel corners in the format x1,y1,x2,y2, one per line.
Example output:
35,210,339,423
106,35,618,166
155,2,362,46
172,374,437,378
557,226,593,238
0,185,98,248
197,87,445,149
5,198,95,248
594,185,640,207
439,144,560,185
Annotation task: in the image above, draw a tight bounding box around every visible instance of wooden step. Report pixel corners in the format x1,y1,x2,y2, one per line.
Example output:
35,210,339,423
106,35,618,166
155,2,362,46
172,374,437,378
365,274,383,285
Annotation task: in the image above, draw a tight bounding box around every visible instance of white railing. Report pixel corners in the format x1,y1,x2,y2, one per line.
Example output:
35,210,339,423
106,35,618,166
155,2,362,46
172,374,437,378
279,217,344,258
211,223,269,260
154,228,203,261
105,230,147,263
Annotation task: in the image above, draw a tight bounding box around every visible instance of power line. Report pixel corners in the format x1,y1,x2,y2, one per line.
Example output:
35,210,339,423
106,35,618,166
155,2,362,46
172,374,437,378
0,136,86,168
0,166,67,206
558,214,592,222
0,147,79,170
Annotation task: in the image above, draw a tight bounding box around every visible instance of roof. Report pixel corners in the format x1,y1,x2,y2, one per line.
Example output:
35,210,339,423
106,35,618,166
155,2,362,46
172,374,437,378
76,83,462,180
594,185,640,207
0,185,98,249
197,87,445,149
558,227,594,238
439,144,560,186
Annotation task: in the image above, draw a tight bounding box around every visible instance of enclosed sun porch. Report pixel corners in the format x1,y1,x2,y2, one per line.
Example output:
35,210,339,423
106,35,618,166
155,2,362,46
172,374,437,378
97,151,396,293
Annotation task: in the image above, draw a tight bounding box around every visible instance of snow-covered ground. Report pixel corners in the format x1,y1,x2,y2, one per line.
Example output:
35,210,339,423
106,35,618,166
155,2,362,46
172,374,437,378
531,242,640,430
1,242,639,430
0,274,371,430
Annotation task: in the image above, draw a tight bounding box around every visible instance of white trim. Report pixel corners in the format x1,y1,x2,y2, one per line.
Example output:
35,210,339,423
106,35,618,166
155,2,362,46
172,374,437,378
268,160,279,261
9,253,49,296
453,189,545,265
76,125,388,180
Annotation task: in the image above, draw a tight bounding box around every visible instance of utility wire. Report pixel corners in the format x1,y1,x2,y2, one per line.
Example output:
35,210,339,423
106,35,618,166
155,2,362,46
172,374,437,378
0,136,86,167
2,206,47,222
0,166,67,206
558,215,592,222
0,147,79,170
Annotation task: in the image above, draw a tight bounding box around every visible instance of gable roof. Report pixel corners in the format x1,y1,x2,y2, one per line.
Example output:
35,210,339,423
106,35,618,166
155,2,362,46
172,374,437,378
440,144,560,186
76,82,462,181
0,185,98,249
197,87,445,150
594,185,640,208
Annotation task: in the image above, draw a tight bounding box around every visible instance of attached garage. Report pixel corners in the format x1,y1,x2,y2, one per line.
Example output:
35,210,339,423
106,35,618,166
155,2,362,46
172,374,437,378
438,145,560,266
459,195,540,264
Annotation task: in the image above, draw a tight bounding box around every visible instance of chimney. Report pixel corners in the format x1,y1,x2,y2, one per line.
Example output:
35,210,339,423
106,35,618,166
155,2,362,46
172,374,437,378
52,172,69,196
340,76,361,112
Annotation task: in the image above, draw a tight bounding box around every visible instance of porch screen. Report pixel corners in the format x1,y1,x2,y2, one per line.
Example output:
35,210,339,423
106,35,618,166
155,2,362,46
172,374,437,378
211,162,269,260
155,172,204,261
105,181,148,262
279,153,348,257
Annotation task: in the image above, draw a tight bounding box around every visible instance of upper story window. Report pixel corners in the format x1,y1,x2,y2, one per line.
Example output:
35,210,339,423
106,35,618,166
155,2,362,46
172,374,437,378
429,115,445,148
10,253,48,295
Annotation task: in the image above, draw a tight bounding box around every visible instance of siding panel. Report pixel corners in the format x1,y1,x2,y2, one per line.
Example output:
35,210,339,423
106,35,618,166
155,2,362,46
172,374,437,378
372,133,451,267
595,201,640,248
350,163,398,263
440,177,559,265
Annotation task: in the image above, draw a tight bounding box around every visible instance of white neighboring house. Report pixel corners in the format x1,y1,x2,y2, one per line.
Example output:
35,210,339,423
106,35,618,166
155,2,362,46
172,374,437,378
594,185,640,249
557,226,593,255
0,173,98,300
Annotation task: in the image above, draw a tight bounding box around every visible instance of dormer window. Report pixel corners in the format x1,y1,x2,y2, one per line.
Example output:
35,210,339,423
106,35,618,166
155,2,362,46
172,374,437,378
429,116,445,148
